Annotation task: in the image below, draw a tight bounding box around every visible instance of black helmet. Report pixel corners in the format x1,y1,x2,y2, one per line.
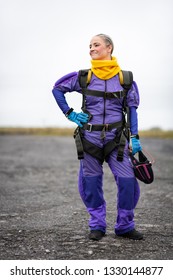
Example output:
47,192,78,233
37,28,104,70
129,150,154,184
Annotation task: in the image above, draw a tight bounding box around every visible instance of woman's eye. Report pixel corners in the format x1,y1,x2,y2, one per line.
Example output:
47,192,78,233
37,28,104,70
89,43,100,49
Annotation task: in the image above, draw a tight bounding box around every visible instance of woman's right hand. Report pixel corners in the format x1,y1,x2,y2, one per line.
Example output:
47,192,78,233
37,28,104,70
68,111,89,127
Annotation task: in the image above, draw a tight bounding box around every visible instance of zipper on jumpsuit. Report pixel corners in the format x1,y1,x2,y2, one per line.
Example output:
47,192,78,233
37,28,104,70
100,80,107,140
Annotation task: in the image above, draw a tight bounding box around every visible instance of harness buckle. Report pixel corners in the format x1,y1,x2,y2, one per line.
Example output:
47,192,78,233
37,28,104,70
119,90,124,98
86,123,93,132
105,124,109,131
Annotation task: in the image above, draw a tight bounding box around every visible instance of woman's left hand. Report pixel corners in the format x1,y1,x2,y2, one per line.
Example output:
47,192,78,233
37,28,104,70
131,137,142,155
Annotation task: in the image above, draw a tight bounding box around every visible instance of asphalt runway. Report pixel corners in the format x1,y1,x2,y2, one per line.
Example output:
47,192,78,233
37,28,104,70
0,135,173,260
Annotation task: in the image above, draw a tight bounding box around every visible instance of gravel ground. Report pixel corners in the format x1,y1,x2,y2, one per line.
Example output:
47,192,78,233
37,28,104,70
0,135,173,260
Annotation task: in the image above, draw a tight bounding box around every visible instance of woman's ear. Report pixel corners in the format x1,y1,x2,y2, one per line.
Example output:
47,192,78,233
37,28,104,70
107,44,112,54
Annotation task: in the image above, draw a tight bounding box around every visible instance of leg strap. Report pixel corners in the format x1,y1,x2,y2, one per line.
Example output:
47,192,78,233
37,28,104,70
74,127,127,162
74,127,84,160
74,127,104,162
116,131,127,161
82,137,104,163
104,129,127,162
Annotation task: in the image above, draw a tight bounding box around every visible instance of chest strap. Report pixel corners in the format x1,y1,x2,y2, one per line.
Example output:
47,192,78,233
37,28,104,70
82,88,126,99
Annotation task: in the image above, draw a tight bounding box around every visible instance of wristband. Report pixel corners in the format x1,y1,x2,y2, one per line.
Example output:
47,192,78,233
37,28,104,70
130,134,140,139
65,108,74,117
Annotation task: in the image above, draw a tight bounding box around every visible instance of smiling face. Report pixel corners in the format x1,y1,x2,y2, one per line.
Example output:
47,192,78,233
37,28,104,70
89,36,112,60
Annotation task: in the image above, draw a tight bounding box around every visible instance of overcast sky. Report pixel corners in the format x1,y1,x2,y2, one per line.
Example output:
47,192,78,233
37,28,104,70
0,0,173,130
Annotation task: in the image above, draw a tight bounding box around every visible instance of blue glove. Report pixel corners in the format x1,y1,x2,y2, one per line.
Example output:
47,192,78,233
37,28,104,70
67,111,89,127
131,137,142,155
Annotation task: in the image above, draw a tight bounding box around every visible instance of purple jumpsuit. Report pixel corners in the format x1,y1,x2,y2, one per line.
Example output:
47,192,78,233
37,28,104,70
52,71,140,235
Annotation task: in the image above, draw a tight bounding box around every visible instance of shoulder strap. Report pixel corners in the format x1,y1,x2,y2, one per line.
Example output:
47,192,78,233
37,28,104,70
79,69,133,90
119,70,133,90
78,69,93,116
118,70,133,142
78,69,92,89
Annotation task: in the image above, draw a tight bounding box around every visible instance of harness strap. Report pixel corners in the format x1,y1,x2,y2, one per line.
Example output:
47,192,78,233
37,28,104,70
74,126,127,163
73,127,104,162
78,69,90,114
119,70,133,90
82,88,126,99
82,138,104,163
104,128,127,162
73,127,84,160
76,69,134,162
82,121,123,132
116,131,127,161
78,69,90,89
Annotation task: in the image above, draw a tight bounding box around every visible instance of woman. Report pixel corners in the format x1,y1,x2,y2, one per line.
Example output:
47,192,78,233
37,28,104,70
52,34,143,241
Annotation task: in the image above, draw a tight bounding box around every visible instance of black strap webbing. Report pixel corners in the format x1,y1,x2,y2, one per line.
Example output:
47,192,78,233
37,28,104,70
73,127,84,160
76,69,134,162
82,138,104,163
74,127,104,162
74,126,127,163
82,121,123,132
104,129,126,162
116,132,127,161
82,88,126,99
121,70,133,90
78,69,90,89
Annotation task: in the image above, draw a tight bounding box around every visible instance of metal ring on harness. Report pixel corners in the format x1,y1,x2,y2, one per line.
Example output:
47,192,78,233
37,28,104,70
86,123,92,132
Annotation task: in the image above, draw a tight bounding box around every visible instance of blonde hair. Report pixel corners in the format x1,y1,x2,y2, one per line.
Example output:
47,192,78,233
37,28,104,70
95,33,114,54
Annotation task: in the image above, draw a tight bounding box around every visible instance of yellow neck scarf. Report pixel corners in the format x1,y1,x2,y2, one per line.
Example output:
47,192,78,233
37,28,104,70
91,56,121,80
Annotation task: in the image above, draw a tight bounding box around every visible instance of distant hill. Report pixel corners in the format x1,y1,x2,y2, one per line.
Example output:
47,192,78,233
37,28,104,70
0,127,173,138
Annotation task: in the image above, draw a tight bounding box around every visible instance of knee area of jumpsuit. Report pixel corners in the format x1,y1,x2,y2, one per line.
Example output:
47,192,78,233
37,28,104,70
82,175,104,208
117,177,136,210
